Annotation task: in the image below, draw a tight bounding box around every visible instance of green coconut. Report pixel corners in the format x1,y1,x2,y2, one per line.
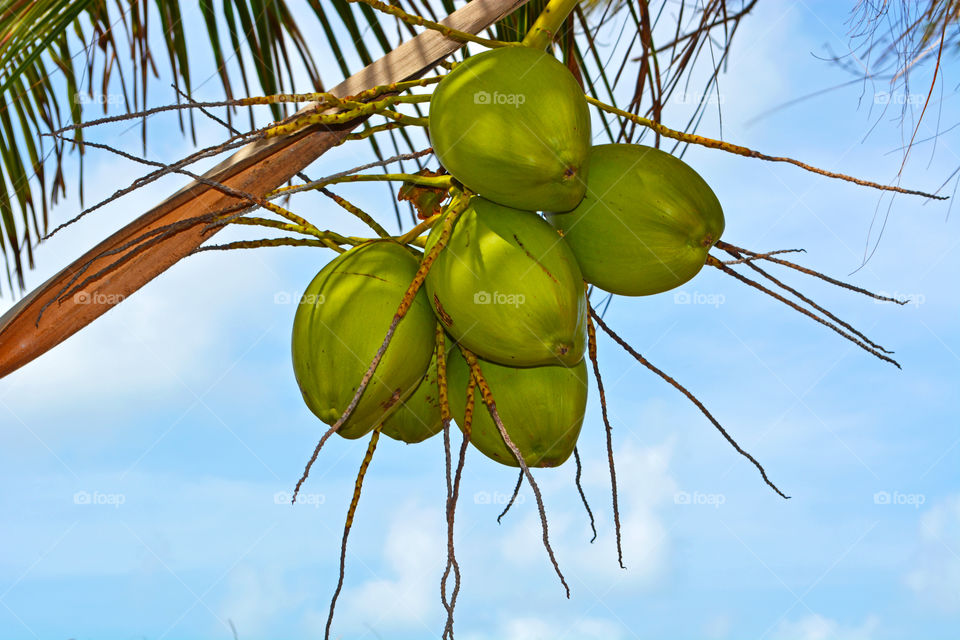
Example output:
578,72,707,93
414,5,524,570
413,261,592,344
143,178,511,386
545,144,725,296
291,241,437,439
424,196,587,368
446,349,588,468
428,46,591,212
380,350,444,444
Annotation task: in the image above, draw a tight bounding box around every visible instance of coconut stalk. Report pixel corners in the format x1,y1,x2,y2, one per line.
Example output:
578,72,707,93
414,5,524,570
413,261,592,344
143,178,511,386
0,0,531,380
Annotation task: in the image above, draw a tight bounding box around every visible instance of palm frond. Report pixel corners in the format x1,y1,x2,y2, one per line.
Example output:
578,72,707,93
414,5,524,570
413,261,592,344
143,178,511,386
0,0,413,296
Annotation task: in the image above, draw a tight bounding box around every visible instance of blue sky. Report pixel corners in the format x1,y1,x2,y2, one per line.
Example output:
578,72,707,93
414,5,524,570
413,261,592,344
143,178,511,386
1,1,959,639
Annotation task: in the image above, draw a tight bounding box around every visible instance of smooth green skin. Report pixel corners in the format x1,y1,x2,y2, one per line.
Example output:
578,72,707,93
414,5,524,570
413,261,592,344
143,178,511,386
446,349,588,468
545,144,725,296
425,197,587,367
291,241,437,439
429,47,590,212
381,350,443,444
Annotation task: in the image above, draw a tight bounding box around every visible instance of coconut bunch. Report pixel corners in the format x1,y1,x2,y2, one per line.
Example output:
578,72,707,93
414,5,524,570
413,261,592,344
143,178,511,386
291,46,724,469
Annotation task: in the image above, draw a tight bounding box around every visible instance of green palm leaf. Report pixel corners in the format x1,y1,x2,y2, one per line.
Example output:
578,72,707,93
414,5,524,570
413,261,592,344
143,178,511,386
0,0,814,296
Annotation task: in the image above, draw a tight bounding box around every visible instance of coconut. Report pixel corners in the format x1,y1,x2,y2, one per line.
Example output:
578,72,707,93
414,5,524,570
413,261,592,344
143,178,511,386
424,196,587,367
291,241,437,439
428,46,591,212
545,144,725,296
446,349,588,468
381,350,444,444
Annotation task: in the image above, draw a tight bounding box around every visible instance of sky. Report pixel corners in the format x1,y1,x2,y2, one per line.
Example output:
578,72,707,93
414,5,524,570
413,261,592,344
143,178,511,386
1,1,959,639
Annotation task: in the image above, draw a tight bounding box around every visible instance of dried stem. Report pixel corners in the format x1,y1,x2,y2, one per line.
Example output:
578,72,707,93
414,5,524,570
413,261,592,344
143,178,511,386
589,307,790,500
193,237,346,253
461,346,570,598
719,248,805,265
706,256,901,368
715,241,908,304
587,314,624,567
320,188,390,238
497,470,524,524
572,447,598,544
717,246,893,354
325,427,381,640
586,96,946,200
442,377,474,640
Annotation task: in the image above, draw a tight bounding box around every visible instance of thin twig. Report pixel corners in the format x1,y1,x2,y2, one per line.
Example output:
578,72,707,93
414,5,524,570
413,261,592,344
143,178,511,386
461,347,571,598
715,241,908,304
589,307,790,500
587,313,624,567
573,448,598,544
707,256,901,368
497,470,524,524
325,427,381,640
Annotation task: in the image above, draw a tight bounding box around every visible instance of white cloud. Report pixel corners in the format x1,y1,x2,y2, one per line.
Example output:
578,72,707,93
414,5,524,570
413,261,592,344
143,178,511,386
496,614,624,640
217,566,309,637
771,614,879,640
331,501,446,633
905,494,960,612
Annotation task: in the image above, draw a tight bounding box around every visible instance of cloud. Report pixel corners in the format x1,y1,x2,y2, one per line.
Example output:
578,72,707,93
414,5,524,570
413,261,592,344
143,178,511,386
492,614,624,640
771,614,880,640
330,501,446,633
905,494,960,612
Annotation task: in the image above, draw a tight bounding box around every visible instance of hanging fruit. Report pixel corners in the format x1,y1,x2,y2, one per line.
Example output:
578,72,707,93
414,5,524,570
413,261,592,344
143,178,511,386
545,144,725,296
446,348,588,467
429,46,591,212
291,241,437,439
425,196,587,367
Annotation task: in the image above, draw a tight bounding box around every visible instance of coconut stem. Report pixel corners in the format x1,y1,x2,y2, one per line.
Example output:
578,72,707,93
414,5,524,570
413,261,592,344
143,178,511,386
269,172,452,199
586,312,624,567
442,376,473,640
522,0,581,50
714,240,909,304
589,306,791,500
265,94,426,137
706,256,901,367
319,188,391,238
325,427,381,640
572,448,598,543
460,346,571,599
584,95,946,200
496,470,524,524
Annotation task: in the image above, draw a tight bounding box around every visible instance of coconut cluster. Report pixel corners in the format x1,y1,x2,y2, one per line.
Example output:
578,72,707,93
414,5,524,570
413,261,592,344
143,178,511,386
290,47,725,469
